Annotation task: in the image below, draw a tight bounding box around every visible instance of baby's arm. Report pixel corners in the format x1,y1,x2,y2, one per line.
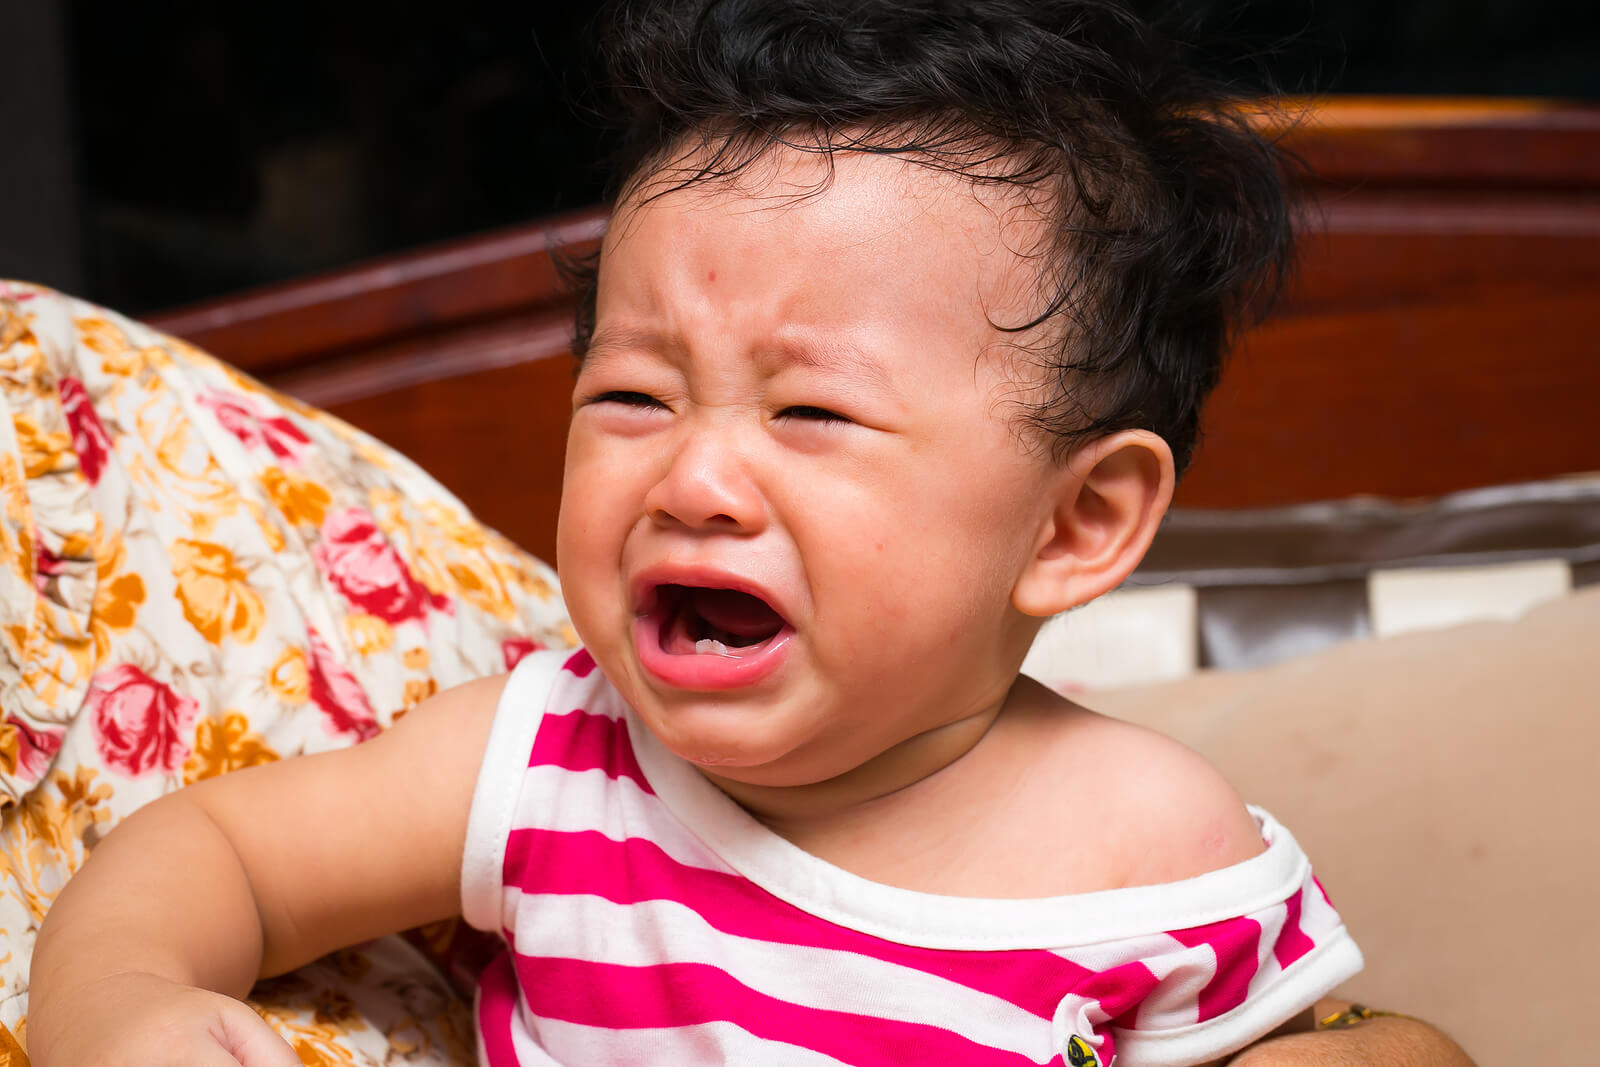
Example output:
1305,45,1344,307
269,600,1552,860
26,673,507,1066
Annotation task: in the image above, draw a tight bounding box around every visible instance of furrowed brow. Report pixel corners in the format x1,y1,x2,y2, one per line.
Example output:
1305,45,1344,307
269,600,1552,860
769,335,898,396
580,326,682,365
583,324,900,399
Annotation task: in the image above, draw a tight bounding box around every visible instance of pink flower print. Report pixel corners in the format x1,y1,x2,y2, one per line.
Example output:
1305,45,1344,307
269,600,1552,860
2,715,65,780
87,664,201,777
34,537,72,594
306,629,380,742
501,636,544,671
198,388,311,464
312,507,450,624
59,376,112,485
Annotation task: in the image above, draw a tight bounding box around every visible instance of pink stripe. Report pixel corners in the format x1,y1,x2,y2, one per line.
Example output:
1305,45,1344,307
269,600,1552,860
476,951,522,1067
1273,889,1315,970
1170,915,1262,1022
514,955,1046,1066
504,828,1089,1019
527,710,653,793
563,648,597,676
1077,960,1162,1028
1313,875,1334,909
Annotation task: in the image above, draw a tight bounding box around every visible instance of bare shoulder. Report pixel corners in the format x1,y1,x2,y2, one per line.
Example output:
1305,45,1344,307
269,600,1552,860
190,671,509,818
325,670,514,847
1006,676,1264,888
374,671,510,764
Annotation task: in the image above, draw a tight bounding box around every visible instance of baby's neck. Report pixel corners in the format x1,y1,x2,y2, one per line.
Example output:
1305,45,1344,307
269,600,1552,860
699,690,1009,840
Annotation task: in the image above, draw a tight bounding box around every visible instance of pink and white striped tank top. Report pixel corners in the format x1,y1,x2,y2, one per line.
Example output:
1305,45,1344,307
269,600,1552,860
461,650,1362,1066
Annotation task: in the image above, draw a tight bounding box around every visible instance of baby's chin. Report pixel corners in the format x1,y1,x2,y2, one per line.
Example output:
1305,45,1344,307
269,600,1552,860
641,702,846,786
649,706,808,768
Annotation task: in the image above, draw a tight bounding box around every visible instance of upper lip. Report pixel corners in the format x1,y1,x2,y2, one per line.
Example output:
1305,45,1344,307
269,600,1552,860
629,563,793,626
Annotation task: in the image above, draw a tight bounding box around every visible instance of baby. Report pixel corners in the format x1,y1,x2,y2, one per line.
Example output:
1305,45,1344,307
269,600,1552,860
30,2,1370,1065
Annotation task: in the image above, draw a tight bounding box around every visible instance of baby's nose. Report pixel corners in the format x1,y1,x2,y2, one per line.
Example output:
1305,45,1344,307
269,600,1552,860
643,428,765,534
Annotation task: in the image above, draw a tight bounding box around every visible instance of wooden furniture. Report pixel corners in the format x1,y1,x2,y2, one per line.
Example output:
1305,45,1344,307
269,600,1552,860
148,98,1600,566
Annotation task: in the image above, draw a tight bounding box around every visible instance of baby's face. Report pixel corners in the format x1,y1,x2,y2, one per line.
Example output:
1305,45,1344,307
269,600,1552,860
558,146,1064,788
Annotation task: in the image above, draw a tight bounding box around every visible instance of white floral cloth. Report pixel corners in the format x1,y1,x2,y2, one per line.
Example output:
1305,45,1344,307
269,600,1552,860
0,281,576,1065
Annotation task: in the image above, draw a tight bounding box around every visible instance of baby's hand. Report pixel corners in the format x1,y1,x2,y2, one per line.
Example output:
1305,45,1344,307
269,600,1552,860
28,971,301,1067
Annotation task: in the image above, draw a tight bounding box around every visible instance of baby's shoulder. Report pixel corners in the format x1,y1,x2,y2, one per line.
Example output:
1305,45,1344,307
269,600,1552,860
1002,677,1265,888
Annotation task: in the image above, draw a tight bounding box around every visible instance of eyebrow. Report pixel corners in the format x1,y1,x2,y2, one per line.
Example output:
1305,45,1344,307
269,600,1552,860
583,325,899,397
765,333,899,396
581,326,683,363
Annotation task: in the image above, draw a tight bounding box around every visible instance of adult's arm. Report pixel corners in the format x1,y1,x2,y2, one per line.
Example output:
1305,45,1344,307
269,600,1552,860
1227,999,1475,1066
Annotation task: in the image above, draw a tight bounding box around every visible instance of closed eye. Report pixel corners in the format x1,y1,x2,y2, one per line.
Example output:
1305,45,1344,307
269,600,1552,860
778,405,851,424
587,390,665,409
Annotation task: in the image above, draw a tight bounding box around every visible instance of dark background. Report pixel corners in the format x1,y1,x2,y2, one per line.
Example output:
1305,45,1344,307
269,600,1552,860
4,0,1598,315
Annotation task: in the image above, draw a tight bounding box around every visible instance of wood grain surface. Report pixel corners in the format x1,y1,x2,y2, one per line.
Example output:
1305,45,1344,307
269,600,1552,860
147,99,1600,565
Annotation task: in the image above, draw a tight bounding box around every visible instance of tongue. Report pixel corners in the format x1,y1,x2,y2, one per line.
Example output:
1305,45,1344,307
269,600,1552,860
689,588,784,641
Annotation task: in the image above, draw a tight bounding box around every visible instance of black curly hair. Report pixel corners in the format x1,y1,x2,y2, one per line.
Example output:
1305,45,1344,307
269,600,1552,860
570,0,1294,474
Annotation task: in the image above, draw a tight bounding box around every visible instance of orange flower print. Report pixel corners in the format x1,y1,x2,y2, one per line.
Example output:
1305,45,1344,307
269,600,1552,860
75,314,171,377
1,454,28,548
376,492,534,619
86,664,200,778
14,412,71,479
170,538,265,646
260,466,331,528
0,326,48,389
343,612,394,657
6,603,93,715
403,678,438,708
0,298,31,349
182,712,280,784
72,315,130,358
90,531,146,660
0,1017,27,1063
481,526,558,600
267,645,311,704
418,500,527,619
444,558,517,620
353,434,395,471
4,765,115,921
286,1035,359,1067
97,344,146,377
244,495,288,554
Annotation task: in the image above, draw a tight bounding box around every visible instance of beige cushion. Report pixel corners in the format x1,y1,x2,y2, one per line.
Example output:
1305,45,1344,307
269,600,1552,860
1087,586,1600,1065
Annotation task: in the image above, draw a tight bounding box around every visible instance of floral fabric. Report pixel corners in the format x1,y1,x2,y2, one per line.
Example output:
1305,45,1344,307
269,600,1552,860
0,281,576,1064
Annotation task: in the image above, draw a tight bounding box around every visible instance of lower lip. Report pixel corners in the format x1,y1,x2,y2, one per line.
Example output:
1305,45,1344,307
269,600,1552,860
633,611,792,690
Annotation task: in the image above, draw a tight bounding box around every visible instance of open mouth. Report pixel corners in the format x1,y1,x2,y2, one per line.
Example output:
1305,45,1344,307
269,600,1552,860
633,581,793,690
653,584,788,656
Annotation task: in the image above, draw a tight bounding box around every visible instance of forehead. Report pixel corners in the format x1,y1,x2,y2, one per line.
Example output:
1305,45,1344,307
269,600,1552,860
616,138,1043,232
599,144,1054,339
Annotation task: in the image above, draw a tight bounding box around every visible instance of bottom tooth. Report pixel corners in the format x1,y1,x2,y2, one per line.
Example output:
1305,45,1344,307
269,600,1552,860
695,638,729,655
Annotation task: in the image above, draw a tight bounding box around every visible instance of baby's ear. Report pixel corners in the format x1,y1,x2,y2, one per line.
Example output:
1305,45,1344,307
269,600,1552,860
1011,430,1175,617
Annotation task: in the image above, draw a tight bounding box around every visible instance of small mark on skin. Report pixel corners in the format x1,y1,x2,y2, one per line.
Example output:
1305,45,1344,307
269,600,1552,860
707,270,717,283
876,542,885,552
